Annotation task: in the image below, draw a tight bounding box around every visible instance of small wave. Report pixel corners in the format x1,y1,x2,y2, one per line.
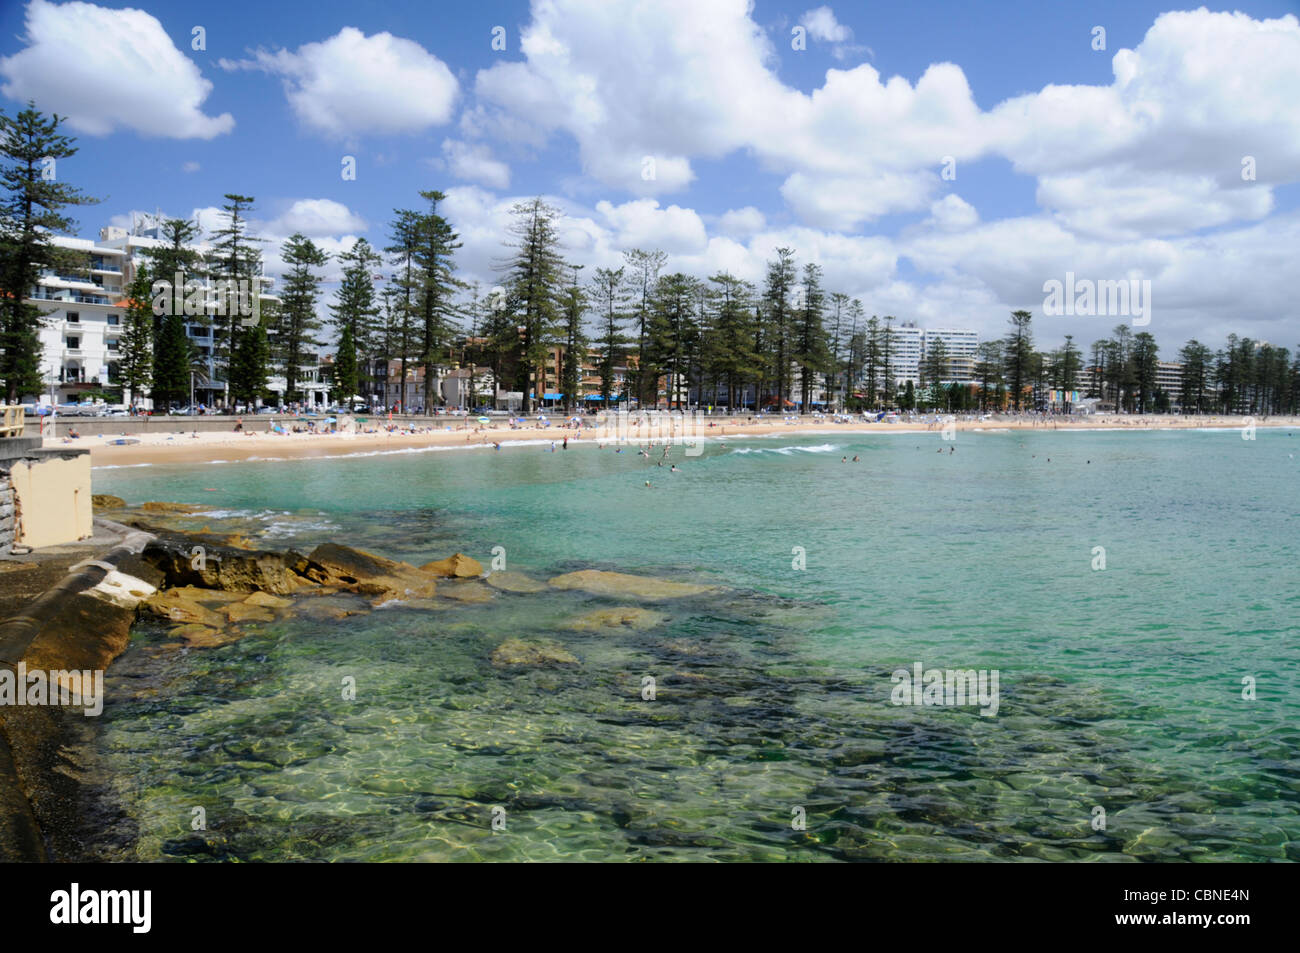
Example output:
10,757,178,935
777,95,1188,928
731,443,843,455
91,463,153,470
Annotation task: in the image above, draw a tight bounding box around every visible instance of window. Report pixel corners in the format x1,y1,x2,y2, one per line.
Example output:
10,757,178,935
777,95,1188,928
107,339,120,351
106,315,119,325
66,311,80,323
66,336,80,349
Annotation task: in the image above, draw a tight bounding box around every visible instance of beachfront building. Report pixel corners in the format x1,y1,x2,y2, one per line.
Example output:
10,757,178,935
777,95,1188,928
27,217,331,409
922,328,979,383
31,235,126,404
1155,361,1183,398
888,324,924,386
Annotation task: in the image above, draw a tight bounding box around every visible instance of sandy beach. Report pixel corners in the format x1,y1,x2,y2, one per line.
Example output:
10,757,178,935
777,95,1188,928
69,413,1299,467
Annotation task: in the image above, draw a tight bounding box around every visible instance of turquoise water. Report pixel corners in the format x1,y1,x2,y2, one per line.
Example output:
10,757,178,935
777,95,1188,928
92,428,1300,861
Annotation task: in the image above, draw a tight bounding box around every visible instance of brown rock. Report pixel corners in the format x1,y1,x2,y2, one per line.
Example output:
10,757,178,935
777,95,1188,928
173,624,245,648
140,501,204,513
297,595,370,621
302,543,437,602
223,603,275,624
141,534,310,595
440,580,494,603
91,494,126,509
547,569,716,600
490,638,578,668
243,591,293,609
485,571,547,594
170,586,246,606
141,589,224,628
419,553,484,578
566,607,668,631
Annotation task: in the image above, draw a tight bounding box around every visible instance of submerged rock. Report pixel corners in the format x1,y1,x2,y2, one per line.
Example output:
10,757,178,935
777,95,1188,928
484,571,547,594
297,595,370,621
171,624,245,649
566,607,668,631
490,638,579,668
547,569,716,600
301,543,437,602
140,501,204,513
440,581,495,604
420,553,484,578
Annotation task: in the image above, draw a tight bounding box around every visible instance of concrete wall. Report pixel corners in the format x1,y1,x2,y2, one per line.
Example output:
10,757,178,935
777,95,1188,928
4,449,92,550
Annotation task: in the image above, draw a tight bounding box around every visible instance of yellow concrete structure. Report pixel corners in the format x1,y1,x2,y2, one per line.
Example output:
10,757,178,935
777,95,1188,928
1,443,93,551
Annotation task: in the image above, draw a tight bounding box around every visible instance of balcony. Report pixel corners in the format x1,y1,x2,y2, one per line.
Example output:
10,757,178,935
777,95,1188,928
31,290,114,305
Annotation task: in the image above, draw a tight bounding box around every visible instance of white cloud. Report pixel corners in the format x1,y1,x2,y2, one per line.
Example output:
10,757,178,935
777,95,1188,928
440,139,510,189
717,206,766,237
594,198,708,255
988,10,1300,238
800,7,851,43
266,199,368,238
0,0,233,139
923,194,979,231
466,3,1300,244
220,27,457,137
182,161,200,173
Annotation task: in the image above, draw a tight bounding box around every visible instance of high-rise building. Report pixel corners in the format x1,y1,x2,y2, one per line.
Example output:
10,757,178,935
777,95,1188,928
922,328,979,383
27,218,328,408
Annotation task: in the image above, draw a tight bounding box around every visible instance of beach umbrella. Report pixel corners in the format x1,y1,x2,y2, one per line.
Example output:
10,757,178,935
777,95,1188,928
477,416,490,423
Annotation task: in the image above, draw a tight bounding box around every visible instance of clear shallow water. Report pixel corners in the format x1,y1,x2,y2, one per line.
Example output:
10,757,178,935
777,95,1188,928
93,428,1300,861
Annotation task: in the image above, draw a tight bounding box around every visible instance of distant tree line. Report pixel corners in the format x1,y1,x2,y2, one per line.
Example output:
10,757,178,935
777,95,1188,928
1,104,1296,416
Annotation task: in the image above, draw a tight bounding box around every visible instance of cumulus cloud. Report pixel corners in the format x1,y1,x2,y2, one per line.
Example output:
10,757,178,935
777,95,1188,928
466,2,1299,243
440,139,510,189
0,0,233,138
989,10,1300,238
717,206,766,237
800,6,852,43
266,199,368,238
220,27,457,137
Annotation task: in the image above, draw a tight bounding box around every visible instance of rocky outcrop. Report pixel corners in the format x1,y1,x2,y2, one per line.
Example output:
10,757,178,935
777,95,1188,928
91,494,125,510
490,638,578,668
300,543,437,602
140,534,312,595
547,569,716,600
419,553,483,578
566,607,668,631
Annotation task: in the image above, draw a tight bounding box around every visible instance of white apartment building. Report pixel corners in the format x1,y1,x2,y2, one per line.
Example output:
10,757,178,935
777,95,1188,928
29,217,328,408
887,324,924,386
922,328,979,383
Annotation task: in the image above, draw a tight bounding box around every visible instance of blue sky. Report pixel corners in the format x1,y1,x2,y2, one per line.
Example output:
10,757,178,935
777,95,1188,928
2,0,1298,351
